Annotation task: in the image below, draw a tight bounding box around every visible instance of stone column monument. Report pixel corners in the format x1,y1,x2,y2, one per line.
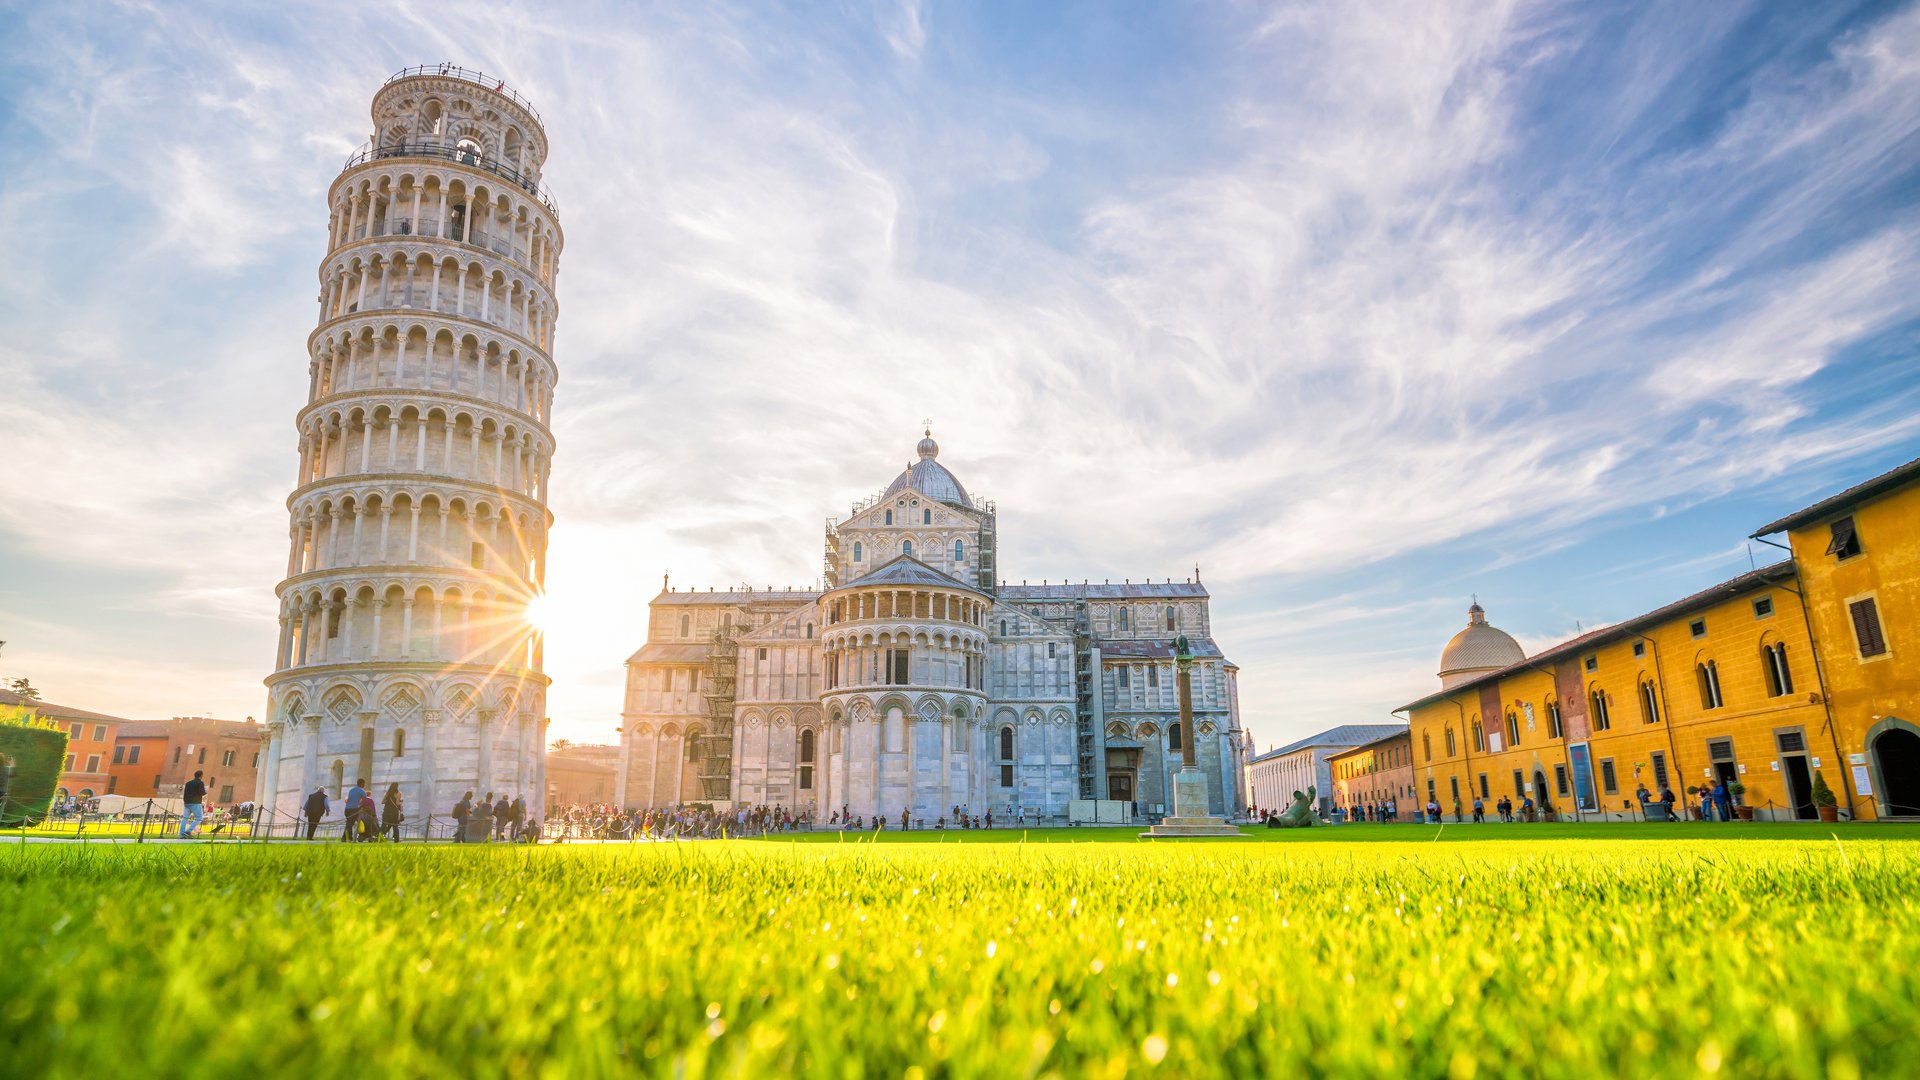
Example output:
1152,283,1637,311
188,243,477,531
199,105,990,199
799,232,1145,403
1142,635,1241,838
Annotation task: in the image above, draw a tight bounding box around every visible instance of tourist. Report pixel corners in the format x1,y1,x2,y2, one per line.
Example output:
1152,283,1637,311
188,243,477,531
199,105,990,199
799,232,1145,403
1521,795,1535,821
304,786,329,840
510,794,527,839
492,793,511,840
1659,785,1677,821
381,783,404,842
452,791,475,842
1472,796,1485,823
1712,780,1732,822
985,810,993,829
900,808,910,831
342,778,368,842
1426,798,1440,823
179,770,207,838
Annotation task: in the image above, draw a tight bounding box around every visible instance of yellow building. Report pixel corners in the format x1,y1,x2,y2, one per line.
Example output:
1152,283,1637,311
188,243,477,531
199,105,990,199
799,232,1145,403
1752,454,1920,819
1400,453,1920,823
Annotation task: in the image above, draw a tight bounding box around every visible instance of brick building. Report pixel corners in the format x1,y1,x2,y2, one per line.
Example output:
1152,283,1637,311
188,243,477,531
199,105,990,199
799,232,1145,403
547,743,619,807
110,717,263,806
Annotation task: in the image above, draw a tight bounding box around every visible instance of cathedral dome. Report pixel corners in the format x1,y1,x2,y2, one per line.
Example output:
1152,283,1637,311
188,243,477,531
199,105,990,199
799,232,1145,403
883,429,972,507
1437,601,1525,689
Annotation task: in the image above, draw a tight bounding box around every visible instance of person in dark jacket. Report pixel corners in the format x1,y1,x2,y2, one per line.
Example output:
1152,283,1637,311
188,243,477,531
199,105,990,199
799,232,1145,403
381,783,404,842
492,794,512,840
509,795,527,840
179,770,208,838
452,791,474,842
304,787,330,840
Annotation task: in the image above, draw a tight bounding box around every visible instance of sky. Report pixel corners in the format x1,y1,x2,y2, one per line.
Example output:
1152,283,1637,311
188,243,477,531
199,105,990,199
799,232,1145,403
1,0,1918,754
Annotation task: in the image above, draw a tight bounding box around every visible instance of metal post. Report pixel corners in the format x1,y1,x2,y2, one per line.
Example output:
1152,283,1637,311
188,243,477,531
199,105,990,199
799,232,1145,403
138,799,153,843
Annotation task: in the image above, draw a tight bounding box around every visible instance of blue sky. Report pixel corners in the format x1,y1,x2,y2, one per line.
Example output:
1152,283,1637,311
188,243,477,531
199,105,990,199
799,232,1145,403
1,1,1917,752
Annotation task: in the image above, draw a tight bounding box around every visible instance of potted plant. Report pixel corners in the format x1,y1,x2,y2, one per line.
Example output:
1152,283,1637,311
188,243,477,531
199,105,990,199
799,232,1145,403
1686,786,1703,820
1812,772,1839,822
1729,782,1753,821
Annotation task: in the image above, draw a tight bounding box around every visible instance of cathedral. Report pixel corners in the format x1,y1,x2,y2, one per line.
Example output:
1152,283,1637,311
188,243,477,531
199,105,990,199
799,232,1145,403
616,432,1249,822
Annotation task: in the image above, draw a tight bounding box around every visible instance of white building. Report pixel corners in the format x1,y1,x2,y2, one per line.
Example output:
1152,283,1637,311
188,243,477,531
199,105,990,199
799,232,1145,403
618,432,1248,822
1245,723,1407,815
257,65,562,823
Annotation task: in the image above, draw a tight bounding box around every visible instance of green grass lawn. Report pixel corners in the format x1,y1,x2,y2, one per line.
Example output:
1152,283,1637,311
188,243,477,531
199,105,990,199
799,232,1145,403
750,820,1920,844
4,832,1916,1078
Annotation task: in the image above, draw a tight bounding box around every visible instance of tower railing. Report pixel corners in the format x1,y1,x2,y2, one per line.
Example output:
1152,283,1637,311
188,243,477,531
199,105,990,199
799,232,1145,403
383,64,543,125
342,139,558,214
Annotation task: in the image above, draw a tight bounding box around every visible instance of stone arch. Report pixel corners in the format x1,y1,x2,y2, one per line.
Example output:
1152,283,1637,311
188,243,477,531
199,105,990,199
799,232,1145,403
1866,716,1920,818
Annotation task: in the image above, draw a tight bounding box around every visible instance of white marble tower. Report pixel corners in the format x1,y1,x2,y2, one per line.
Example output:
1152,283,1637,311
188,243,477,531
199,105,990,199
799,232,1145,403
257,65,562,827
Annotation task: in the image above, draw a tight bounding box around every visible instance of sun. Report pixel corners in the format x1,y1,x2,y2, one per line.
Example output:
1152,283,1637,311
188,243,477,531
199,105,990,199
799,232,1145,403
524,592,555,635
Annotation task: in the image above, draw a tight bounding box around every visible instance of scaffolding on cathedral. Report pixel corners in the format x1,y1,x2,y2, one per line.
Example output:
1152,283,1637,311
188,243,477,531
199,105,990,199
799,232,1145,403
699,622,739,801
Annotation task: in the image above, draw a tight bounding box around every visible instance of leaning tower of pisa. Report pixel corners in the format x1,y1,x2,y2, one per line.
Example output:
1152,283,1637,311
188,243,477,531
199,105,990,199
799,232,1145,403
258,65,563,829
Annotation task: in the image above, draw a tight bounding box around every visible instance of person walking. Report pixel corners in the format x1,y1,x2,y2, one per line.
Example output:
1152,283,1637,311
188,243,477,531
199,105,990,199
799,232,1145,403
510,795,527,841
1712,780,1733,823
492,793,512,840
1472,796,1485,823
1659,785,1677,822
179,770,207,838
342,778,368,842
381,783,404,842
304,786,330,840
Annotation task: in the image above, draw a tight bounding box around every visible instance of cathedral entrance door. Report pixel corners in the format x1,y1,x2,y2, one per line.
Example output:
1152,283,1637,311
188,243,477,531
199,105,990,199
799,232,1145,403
1107,772,1135,802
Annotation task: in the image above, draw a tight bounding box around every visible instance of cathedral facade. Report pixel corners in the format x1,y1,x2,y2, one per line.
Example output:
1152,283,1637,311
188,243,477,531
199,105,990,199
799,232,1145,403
616,433,1248,822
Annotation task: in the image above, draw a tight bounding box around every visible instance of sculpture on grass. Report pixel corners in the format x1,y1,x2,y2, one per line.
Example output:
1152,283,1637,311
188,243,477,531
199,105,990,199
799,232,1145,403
1266,786,1320,828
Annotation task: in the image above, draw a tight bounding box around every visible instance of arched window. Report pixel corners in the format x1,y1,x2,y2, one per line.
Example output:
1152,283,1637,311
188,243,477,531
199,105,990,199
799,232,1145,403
1763,643,1794,696
954,539,964,562
1000,619,1008,636
1118,608,1129,631
799,728,816,792
1639,680,1660,724
1169,723,1183,752
455,137,482,164
1423,732,1432,762
999,726,1014,760
853,541,863,562
1504,711,1520,747
1165,605,1176,631
1590,688,1611,730
923,509,932,525
680,614,690,637
902,540,913,557
393,728,406,757
1696,661,1723,710
1472,722,1485,752
1444,727,1456,756
1545,700,1563,739
805,623,814,639
884,510,893,526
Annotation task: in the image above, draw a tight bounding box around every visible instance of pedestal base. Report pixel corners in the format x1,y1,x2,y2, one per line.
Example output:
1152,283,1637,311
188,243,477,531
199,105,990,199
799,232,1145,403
1140,766,1243,838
